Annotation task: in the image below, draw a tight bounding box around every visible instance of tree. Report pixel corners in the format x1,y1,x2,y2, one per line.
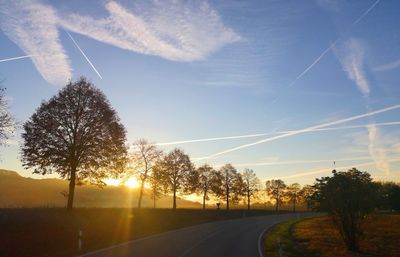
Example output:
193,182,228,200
149,163,165,208
286,183,301,212
195,164,221,210
265,179,286,212
312,168,377,251
158,148,195,210
0,87,15,146
219,164,240,210
299,184,315,210
242,169,260,210
21,77,128,211
130,139,162,208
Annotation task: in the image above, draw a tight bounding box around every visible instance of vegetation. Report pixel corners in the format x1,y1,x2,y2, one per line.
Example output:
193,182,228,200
21,78,128,210
0,86,15,146
265,179,287,211
264,214,400,257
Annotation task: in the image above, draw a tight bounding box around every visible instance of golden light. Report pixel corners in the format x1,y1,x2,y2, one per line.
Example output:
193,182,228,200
104,178,121,186
125,177,139,188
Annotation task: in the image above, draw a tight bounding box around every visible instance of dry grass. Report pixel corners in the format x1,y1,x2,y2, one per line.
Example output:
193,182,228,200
294,214,400,257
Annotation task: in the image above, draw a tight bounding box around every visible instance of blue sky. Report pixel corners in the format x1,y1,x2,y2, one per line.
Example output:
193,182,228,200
0,0,399,185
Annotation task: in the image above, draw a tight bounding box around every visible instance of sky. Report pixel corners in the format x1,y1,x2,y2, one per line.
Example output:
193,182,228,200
0,0,400,186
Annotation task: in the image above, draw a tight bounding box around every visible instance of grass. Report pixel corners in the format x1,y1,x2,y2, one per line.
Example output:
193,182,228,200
0,208,283,257
264,213,400,257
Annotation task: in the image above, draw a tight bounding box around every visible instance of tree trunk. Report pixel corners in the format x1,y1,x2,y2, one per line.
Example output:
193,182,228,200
293,197,296,212
138,180,145,208
67,167,76,211
226,186,230,210
203,191,206,210
275,196,279,212
173,187,177,210
153,195,156,209
247,190,250,211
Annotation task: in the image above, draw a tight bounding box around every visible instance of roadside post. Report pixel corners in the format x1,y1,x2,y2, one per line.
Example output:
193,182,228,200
78,229,83,251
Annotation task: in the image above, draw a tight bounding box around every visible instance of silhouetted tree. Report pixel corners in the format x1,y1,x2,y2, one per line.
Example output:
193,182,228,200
376,182,400,211
219,164,240,210
195,164,221,210
130,139,162,208
312,168,377,251
21,77,128,211
242,168,260,210
286,183,301,212
158,148,195,210
265,179,286,212
299,184,315,210
0,87,15,146
149,163,164,208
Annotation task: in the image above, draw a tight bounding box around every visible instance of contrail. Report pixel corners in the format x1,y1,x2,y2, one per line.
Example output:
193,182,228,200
271,157,400,180
194,104,400,160
65,30,103,79
214,156,372,168
157,121,400,147
272,0,380,103
0,55,33,63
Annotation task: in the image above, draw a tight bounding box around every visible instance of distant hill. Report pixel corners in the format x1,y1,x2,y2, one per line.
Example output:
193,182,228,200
0,169,201,208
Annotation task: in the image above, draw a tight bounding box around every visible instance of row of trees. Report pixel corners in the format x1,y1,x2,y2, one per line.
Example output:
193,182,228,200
18,77,314,211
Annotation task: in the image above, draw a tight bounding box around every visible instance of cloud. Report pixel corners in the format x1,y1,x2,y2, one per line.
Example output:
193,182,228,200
367,124,391,175
334,38,370,97
373,59,400,71
59,1,241,62
0,0,72,86
194,104,400,160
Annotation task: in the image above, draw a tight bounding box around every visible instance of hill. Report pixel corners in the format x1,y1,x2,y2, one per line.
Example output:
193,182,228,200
0,169,201,208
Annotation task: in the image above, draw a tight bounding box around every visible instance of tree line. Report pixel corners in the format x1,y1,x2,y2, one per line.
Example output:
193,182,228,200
9,78,400,217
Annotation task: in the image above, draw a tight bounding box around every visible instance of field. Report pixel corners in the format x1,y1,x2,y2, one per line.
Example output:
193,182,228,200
264,214,400,257
0,208,283,257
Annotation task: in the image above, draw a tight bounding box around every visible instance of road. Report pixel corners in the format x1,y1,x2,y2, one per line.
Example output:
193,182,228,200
78,212,316,257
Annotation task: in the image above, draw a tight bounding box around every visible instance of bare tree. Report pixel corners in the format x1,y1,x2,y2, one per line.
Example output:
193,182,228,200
219,164,240,210
158,148,195,210
195,164,221,210
286,183,301,212
265,179,287,212
149,163,164,208
130,139,162,208
21,77,128,211
242,168,260,210
0,87,15,146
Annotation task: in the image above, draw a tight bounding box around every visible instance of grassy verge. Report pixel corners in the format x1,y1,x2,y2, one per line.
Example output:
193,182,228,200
0,208,284,257
264,213,400,257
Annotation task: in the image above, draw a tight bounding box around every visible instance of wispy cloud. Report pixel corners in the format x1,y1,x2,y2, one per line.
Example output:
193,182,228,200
194,104,400,160
59,1,240,62
367,124,391,175
65,30,102,80
373,59,400,71
334,38,370,97
0,0,72,85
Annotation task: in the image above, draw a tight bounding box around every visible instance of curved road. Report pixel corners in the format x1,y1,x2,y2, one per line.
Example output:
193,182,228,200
78,213,316,257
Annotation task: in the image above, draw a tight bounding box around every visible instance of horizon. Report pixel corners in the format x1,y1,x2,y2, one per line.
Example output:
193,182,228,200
1,0,400,186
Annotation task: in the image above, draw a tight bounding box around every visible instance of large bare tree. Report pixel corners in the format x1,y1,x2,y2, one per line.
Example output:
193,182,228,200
219,164,240,210
130,139,162,208
21,77,128,210
286,183,301,212
195,164,221,210
242,168,260,210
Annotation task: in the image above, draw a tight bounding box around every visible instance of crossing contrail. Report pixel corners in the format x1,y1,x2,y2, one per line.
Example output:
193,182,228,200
272,0,380,103
65,30,103,79
271,157,400,180
0,55,33,63
194,104,400,161
160,121,400,148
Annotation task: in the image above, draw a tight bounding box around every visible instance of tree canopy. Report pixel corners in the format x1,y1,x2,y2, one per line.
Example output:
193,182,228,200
21,77,128,210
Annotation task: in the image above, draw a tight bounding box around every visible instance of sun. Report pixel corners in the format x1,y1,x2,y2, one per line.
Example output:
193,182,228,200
125,177,140,188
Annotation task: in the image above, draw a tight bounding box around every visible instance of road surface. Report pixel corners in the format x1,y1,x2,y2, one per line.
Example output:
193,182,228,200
78,213,316,257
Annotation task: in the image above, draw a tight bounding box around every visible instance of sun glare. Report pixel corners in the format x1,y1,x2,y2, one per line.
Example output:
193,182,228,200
125,177,139,188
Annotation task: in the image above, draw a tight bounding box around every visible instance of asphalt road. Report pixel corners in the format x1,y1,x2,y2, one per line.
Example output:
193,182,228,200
78,212,316,257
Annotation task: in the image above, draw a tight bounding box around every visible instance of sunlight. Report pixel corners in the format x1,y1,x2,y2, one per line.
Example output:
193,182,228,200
104,178,121,187
125,177,140,188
